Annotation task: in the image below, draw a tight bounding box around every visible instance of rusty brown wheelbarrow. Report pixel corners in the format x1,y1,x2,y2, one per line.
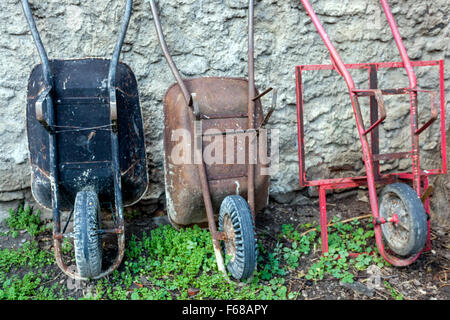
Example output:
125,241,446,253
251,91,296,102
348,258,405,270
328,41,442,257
149,0,277,280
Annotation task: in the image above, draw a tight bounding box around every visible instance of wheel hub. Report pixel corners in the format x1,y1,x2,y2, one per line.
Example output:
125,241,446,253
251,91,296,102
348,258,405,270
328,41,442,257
381,193,410,249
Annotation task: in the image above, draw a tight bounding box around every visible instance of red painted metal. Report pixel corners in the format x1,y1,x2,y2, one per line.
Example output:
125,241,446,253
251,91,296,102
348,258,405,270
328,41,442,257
378,0,421,194
439,60,447,175
380,0,417,88
296,0,447,267
300,60,441,71
389,214,399,226
423,176,432,252
319,187,329,254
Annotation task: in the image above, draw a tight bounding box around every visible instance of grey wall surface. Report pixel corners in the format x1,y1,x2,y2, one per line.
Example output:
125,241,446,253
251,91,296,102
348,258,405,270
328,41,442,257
1,0,449,222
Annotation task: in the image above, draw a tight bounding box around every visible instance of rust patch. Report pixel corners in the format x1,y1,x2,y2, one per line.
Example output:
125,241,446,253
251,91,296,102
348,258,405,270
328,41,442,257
163,77,269,227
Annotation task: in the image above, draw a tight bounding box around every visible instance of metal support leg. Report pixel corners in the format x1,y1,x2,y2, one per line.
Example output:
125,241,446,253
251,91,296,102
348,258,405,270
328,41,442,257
319,186,329,254
369,65,381,181
191,94,228,279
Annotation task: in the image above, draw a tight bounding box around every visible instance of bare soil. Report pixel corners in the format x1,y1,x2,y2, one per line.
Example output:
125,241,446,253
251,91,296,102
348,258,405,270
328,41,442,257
256,192,450,300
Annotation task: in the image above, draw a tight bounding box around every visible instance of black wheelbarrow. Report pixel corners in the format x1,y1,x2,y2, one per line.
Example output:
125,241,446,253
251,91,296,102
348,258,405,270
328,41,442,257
149,0,276,280
21,0,148,280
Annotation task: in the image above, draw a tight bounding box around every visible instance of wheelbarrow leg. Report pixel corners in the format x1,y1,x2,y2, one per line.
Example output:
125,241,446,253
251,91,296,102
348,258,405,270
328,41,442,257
247,0,256,220
109,131,126,273
191,93,229,279
21,0,61,238
319,186,329,254
196,158,228,278
47,95,65,271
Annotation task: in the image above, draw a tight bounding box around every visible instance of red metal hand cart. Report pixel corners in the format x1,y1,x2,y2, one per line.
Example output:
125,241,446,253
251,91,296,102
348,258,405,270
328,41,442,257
295,0,447,266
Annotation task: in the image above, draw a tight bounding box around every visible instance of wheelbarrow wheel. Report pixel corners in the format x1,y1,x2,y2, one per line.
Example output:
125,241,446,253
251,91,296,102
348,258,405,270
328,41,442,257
73,191,102,278
379,183,428,257
219,195,257,280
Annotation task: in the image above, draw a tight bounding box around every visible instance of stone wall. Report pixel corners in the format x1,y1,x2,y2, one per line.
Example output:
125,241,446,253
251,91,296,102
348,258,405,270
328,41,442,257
1,0,449,222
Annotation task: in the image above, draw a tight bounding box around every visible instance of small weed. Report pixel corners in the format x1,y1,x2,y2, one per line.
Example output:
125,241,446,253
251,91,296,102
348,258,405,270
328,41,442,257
0,205,392,300
6,206,45,238
0,271,61,300
61,238,73,256
384,280,404,300
281,217,388,284
124,209,140,221
259,242,286,280
0,241,53,273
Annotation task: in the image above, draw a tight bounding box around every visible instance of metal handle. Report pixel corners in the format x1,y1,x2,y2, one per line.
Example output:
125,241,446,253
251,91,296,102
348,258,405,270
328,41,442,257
299,0,357,91
21,0,133,124
148,0,192,107
192,93,200,120
108,0,133,123
352,89,387,136
380,0,417,89
414,90,438,136
148,0,256,110
20,0,52,87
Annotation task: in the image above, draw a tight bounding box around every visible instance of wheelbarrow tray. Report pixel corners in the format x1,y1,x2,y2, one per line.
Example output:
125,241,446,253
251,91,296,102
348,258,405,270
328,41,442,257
26,58,148,211
163,77,269,227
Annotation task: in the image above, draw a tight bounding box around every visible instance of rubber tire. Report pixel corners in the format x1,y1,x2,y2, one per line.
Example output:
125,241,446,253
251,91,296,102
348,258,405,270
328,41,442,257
219,195,257,280
73,191,102,278
379,183,428,257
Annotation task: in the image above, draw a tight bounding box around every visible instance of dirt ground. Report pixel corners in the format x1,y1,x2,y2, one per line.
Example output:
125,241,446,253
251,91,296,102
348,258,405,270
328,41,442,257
256,191,450,300
0,188,449,300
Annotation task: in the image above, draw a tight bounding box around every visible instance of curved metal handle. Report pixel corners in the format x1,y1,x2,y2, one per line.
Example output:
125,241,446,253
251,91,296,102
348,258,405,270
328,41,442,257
109,0,133,123
299,0,357,91
148,0,256,109
148,0,192,107
20,0,52,87
380,0,417,89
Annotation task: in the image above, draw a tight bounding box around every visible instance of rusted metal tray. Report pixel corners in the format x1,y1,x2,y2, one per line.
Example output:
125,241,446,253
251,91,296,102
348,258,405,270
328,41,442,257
163,77,269,228
27,58,147,211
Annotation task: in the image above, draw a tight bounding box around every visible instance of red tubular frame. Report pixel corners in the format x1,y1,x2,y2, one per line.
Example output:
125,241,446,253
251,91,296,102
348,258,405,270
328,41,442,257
296,0,447,266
